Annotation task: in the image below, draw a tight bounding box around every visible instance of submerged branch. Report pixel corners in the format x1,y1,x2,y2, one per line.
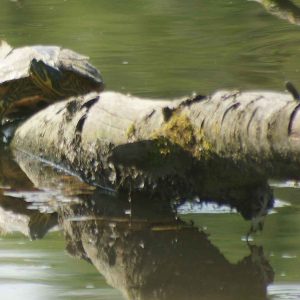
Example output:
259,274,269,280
254,0,300,25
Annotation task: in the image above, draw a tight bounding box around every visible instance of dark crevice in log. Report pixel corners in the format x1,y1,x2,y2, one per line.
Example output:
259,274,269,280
179,94,206,107
221,102,240,125
144,109,155,120
80,96,99,110
75,114,87,134
288,103,300,136
162,106,175,122
246,107,258,135
200,119,205,129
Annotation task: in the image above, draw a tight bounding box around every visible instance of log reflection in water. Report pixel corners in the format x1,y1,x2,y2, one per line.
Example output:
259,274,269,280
12,146,275,236
0,147,57,238
60,193,274,300
1,148,276,299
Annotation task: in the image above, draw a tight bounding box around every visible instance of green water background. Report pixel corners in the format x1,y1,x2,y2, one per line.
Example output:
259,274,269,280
1,0,300,299
2,0,300,98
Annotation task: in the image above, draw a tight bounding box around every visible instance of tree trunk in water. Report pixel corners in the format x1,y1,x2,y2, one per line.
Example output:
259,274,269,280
10,89,300,218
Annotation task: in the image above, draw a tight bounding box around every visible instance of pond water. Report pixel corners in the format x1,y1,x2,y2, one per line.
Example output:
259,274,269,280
1,0,300,299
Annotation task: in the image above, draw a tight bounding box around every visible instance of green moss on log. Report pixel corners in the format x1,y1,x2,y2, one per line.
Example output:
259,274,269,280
126,123,136,140
151,112,212,159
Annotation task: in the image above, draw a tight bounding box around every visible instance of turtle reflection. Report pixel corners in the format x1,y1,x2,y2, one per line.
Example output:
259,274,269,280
0,147,57,239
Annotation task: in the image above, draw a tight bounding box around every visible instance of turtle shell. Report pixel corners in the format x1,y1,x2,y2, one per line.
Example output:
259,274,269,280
0,41,103,121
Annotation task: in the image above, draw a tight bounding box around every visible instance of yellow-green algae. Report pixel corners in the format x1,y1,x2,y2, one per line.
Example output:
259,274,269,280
151,113,212,159
126,123,136,139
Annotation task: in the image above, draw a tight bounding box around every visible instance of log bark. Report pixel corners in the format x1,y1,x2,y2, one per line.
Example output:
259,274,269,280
254,0,300,25
9,89,300,216
11,89,300,175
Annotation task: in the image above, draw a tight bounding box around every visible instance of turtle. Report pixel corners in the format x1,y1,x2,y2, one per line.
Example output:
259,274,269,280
0,40,103,123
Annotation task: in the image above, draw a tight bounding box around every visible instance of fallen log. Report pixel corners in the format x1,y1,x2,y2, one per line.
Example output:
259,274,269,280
11,89,300,177
7,91,300,218
9,89,300,218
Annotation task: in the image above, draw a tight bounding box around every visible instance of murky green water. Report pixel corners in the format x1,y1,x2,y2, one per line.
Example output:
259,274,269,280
2,0,300,98
1,0,300,299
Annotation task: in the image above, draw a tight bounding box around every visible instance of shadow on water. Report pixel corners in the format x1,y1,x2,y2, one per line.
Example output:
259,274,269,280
0,147,277,299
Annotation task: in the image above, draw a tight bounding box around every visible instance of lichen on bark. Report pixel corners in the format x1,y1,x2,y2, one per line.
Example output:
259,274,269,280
151,112,212,159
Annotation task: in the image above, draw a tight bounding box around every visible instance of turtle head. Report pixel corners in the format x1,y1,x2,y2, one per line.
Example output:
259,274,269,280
30,58,63,97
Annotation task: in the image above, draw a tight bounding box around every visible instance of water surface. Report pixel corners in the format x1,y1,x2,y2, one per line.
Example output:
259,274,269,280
2,0,300,97
1,1,300,299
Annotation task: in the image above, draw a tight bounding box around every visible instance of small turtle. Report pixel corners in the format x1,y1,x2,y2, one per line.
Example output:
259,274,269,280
0,41,103,123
